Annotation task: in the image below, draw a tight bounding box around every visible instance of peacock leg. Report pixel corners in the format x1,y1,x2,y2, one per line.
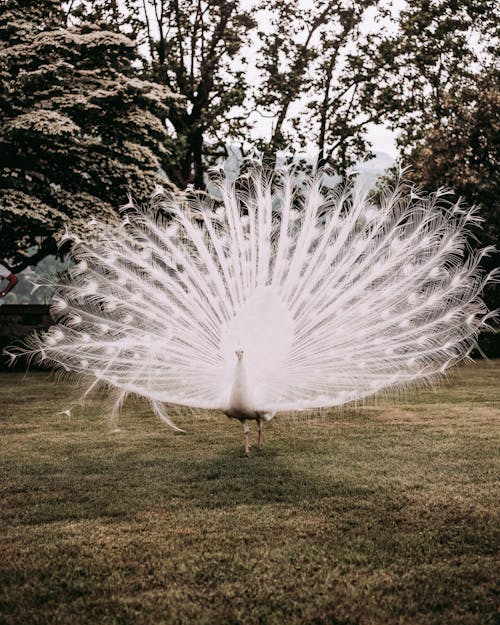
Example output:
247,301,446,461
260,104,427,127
257,418,263,448
242,420,250,455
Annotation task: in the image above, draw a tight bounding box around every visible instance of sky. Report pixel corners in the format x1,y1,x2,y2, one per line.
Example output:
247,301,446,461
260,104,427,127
365,124,398,159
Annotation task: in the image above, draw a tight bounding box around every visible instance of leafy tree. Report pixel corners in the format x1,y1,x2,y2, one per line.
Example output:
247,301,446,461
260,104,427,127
74,0,387,184
373,0,497,157
124,0,257,189
0,0,181,272
404,66,499,310
406,66,499,244
254,0,382,173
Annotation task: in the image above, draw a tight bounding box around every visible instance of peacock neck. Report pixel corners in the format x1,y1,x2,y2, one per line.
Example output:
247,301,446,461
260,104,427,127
228,357,254,413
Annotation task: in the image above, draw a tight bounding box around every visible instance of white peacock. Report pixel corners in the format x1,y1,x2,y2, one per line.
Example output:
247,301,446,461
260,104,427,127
20,167,497,453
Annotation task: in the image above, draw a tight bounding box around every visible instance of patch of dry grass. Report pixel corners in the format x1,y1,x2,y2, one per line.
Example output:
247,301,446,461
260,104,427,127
0,361,498,625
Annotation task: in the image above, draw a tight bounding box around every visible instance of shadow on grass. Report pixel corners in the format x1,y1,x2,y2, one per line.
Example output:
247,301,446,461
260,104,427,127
180,445,378,509
4,433,385,527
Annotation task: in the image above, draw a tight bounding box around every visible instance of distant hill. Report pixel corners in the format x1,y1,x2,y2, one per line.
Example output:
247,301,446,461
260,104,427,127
353,151,395,187
221,146,395,189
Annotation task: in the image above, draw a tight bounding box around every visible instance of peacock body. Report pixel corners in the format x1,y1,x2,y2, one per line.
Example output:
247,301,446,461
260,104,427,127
20,167,496,448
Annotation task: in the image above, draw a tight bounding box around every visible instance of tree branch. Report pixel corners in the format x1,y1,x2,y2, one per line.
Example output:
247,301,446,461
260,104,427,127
141,0,156,63
172,0,188,89
268,6,331,147
11,237,59,274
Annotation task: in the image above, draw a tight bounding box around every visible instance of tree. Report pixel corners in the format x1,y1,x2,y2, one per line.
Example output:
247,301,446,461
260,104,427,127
254,0,383,173
402,66,499,310
75,0,388,185
406,66,499,243
0,0,181,272
128,0,257,189
372,0,497,155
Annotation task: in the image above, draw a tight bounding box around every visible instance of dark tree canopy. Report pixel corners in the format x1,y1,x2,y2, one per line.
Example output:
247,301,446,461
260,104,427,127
405,67,499,244
370,0,499,307
378,2,499,200
0,0,181,271
372,0,498,154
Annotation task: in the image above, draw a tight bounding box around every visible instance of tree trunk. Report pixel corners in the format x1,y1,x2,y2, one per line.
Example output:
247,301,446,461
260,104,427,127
191,128,205,189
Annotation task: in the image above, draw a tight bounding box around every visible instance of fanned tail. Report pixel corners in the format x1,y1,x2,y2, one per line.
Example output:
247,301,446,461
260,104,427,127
17,166,496,422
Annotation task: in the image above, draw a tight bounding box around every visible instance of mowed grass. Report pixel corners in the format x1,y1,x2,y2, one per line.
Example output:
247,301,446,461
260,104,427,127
0,362,498,625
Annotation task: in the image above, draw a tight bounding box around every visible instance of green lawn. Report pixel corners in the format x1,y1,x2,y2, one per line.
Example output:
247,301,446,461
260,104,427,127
0,362,498,625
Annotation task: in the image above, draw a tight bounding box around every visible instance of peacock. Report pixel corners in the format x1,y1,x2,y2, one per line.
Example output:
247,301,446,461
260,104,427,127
15,166,497,454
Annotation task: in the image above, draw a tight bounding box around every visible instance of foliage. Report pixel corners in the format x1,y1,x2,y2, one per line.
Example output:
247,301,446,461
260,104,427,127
372,0,498,154
371,0,499,208
114,0,257,189
254,0,382,173
109,0,388,183
406,66,499,246
409,70,500,310
0,0,181,272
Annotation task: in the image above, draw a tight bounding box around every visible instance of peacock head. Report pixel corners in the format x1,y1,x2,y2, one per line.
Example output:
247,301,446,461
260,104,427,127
235,349,244,361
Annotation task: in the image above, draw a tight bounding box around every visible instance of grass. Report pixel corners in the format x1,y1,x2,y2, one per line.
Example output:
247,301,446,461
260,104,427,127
0,362,498,625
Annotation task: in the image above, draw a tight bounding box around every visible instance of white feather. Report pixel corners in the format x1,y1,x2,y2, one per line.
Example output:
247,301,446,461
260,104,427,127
26,168,496,423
